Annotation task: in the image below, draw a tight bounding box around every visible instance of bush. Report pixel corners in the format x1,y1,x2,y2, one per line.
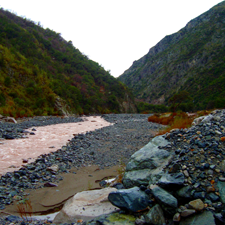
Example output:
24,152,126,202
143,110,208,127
4,76,11,87
149,112,196,136
0,93,6,106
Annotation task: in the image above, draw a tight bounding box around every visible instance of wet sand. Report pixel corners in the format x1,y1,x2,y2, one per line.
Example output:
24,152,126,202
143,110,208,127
3,165,119,217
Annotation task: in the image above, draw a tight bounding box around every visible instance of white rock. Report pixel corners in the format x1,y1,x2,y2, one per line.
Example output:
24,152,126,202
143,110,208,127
192,115,213,126
47,165,59,172
53,187,119,224
4,117,17,124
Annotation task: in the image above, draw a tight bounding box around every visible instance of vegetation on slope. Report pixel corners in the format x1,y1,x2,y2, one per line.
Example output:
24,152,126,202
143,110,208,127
0,8,135,117
119,1,225,111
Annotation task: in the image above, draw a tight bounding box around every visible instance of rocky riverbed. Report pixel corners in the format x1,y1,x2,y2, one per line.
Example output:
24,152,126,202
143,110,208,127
4,110,225,224
0,114,162,224
83,109,225,225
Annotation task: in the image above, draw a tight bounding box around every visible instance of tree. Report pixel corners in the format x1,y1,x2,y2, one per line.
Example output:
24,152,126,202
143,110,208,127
169,91,192,112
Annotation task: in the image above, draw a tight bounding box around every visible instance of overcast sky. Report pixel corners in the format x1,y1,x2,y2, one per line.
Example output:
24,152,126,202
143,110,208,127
0,0,223,77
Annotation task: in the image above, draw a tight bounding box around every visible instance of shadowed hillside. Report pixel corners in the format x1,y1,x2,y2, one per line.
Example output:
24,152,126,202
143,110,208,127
119,1,225,111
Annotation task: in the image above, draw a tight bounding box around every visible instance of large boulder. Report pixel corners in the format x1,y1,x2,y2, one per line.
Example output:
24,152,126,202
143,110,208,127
144,204,166,225
151,186,178,215
158,172,185,190
180,210,215,225
53,187,119,224
123,135,172,188
217,181,225,203
108,186,149,212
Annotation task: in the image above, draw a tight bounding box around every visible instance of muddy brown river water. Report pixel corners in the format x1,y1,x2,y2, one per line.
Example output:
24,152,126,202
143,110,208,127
0,116,112,175
1,116,118,218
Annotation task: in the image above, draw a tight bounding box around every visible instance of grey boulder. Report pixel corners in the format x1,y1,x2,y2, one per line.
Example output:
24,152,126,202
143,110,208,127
108,186,149,212
151,186,178,215
123,136,172,188
144,204,166,225
158,172,185,190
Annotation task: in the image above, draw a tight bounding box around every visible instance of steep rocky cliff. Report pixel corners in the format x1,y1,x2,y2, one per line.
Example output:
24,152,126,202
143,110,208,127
119,1,225,109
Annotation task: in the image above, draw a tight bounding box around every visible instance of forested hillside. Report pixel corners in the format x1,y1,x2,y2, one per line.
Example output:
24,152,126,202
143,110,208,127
0,8,136,117
119,1,225,111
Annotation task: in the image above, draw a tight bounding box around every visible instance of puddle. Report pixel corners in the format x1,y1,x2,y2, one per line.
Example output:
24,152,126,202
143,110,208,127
3,165,120,221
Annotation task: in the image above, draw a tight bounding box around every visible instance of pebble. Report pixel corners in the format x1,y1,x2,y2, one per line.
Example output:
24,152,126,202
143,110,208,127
163,109,225,218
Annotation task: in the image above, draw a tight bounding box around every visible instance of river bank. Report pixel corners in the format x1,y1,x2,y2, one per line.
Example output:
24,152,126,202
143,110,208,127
0,114,163,224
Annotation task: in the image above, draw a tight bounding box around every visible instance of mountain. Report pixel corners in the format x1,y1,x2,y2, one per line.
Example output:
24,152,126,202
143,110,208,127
0,8,136,117
118,1,225,111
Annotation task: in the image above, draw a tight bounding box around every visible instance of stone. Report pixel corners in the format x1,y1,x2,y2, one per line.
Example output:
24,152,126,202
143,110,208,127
215,169,221,173
173,212,181,222
206,186,215,193
47,165,59,173
176,186,192,200
180,209,196,217
151,186,178,215
220,160,225,172
214,213,225,224
169,163,181,173
22,159,28,163
135,217,145,225
4,117,17,124
122,169,162,188
108,186,149,212
144,204,166,225
219,177,225,182
183,170,189,177
54,187,119,224
158,172,185,190
125,136,171,171
188,199,204,211
123,135,172,188
179,210,215,225
2,134,15,139
192,115,213,126
44,182,58,187
208,192,220,202
192,191,206,200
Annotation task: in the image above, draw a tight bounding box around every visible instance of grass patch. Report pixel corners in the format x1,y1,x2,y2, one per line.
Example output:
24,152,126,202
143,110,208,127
149,110,211,136
115,161,126,183
16,198,33,221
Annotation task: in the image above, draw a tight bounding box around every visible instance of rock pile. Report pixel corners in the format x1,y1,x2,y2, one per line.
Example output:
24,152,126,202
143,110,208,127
3,109,225,224
87,109,225,224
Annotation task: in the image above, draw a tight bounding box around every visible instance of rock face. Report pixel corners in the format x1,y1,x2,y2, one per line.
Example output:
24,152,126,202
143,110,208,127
54,96,73,116
118,1,225,108
122,135,172,188
108,186,149,212
53,188,119,224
